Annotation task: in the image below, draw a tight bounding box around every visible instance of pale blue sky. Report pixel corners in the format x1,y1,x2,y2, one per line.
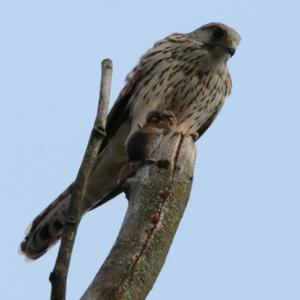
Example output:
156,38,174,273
1,1,300,299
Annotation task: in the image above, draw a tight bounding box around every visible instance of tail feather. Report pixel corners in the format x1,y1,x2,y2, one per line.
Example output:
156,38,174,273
20,185,72,259
20,120,132,259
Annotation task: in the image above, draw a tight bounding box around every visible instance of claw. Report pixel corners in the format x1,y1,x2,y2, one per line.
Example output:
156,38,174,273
162,110,177,127
189,132,199,141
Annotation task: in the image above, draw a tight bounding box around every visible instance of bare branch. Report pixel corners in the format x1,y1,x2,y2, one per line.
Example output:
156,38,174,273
49,59,113,300
95,59,112,134
81,132,196,300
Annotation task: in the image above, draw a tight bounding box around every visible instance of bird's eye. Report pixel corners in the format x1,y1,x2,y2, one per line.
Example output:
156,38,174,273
212,27,224,39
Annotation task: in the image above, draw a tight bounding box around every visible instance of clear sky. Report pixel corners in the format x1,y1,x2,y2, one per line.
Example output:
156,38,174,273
1,1,300,299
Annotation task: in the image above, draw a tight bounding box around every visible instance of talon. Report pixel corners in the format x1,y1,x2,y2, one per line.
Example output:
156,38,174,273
189,132,199,140
162,110,177,126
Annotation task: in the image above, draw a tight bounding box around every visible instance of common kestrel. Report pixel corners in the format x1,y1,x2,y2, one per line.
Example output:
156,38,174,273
20,22,240,259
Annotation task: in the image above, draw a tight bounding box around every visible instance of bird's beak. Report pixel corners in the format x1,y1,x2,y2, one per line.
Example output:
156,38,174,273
224,45,235,57
215,43,236,57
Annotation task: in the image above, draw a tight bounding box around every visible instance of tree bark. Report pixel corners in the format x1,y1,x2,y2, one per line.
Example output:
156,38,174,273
81,131,196,300
49,59,112,300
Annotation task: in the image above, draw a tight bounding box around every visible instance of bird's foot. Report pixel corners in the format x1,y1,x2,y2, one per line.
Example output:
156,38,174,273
189,132,199,141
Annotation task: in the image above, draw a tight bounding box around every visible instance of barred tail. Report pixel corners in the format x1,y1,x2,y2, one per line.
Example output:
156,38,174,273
20,121,132,260
19,185,73,260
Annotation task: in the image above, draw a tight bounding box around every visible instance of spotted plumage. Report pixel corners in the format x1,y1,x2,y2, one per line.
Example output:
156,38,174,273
20,22,240,259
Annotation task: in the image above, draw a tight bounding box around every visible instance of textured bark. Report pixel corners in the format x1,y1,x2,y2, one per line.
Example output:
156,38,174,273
49,59,112,300
81,131,196,300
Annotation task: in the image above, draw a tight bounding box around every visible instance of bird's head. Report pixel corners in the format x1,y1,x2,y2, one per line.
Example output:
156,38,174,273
190,22,241,62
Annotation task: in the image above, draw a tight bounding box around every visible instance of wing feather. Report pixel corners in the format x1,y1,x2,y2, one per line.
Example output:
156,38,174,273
100,34,185,150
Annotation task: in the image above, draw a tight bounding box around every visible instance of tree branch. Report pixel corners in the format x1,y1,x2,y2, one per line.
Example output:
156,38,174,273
49,59,113,300
81,131,196,300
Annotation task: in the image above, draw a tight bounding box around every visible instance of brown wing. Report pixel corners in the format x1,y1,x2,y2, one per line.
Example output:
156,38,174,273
197,72,231,138
197,107,220,138
99,71,138,151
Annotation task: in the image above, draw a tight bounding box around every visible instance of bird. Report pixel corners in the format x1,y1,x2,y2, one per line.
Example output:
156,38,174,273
20,22,241,259
126,109,178,164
